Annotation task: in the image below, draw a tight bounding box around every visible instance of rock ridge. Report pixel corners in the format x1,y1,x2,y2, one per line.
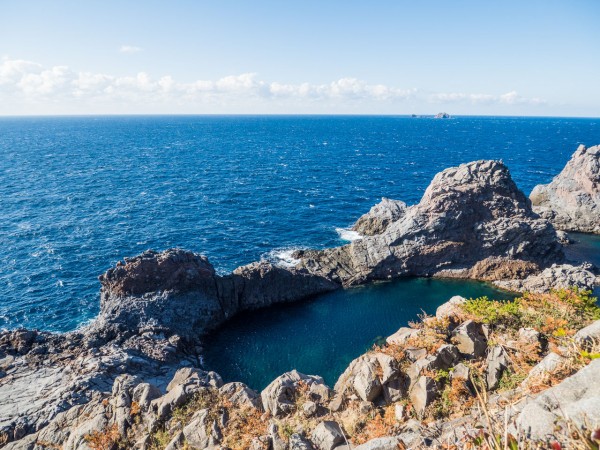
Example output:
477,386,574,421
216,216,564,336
530,144,600,234
295,160,563,286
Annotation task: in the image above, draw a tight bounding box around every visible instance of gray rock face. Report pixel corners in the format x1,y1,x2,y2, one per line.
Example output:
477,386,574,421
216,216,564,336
530,144,600,234
290,433,316,450
409,376,439,418
352,198,407,236
182,409,222,449
261,370,326,418
494,263,599,293
296,160,563,286
436,296,467,321
353,436,401,450
91,251,338,345
485,346,509,390
311,421,345,450
452,320,488,358
523,352,566,386
219,382,262,410
517,359,600,439
386,327,420,346
334,353,401,404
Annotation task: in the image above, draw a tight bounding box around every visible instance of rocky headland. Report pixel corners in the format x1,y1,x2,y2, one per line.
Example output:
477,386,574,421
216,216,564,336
1,147,599,449
530,144,600,234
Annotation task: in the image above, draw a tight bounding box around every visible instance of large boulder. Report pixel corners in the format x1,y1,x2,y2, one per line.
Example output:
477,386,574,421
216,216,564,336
334,353,401,403
261,370,326,418
182,409,222,449
517,359,600,440
451,320,488,358
354,437,401,450
485,346,509,390
530,144,600,234
311,421,345,450
409,376,439,418
574,319,600,349
296,160,563,286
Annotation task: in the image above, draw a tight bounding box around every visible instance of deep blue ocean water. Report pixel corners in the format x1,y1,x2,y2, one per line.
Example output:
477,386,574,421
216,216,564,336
1,115,599,333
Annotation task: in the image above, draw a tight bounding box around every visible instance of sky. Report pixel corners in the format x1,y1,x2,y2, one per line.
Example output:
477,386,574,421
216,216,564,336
1,0,599,116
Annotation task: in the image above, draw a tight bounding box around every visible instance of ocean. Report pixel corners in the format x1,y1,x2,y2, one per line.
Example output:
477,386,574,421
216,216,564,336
1,115,599,334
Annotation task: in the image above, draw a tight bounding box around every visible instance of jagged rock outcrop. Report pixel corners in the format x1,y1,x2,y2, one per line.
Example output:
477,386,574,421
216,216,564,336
4,294,599,449
494,263,599,293
261,370,327,418
530,144,600,234
0,252,338,446
295,160,563,286
89,250,338,345
351,198,407,236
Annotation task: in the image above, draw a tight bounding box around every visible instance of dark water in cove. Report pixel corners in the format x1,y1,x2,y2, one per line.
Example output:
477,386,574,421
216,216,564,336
203,278,515,390
1,115,599,333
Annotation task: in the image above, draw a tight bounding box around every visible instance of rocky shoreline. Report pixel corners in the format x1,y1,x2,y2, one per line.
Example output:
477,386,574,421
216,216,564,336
0,144,599,449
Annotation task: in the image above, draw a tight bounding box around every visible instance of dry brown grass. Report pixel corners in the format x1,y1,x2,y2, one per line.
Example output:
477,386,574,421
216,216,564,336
352,404,398,445
85,423,123,450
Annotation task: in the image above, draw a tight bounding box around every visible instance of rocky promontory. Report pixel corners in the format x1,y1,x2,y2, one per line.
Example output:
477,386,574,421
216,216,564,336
1,151,599,448
296,160,563,286
530,144,600,234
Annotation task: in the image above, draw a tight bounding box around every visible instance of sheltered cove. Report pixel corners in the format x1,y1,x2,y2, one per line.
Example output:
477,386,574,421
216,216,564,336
0,145,599,448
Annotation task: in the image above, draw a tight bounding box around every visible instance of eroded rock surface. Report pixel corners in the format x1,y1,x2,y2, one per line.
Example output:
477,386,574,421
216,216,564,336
517,359,600,440
296,160,563,286
351,197,407,236
530,144,600,233
494,263,599,293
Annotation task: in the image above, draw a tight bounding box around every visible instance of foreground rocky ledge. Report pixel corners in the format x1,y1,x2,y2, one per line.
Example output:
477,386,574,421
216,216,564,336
4,290,600,449
1,150,599,448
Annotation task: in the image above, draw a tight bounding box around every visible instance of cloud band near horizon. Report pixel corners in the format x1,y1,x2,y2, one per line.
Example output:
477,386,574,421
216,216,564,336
0,57,545,114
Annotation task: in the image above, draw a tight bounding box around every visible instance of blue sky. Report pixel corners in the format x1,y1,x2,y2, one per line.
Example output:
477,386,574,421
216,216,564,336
1,0,599,115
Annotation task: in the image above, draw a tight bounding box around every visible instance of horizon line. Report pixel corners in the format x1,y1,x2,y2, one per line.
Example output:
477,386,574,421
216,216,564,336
1,113,599,120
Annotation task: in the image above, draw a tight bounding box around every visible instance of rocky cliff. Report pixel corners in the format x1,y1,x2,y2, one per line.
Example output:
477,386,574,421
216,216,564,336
5,290,599,449
1,155,598,448
295,160,563,286
530,144,600,234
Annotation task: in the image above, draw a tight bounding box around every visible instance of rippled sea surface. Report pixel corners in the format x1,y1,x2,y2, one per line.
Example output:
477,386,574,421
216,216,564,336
1,115,599,331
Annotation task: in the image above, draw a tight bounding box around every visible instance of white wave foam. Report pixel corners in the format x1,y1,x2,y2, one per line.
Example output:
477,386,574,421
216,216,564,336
336,227,362,242
265,247,303,268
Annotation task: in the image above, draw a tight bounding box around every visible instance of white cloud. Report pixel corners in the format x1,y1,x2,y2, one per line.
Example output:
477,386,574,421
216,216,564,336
429,90,544,106
119,45,142,54
0,57,547,114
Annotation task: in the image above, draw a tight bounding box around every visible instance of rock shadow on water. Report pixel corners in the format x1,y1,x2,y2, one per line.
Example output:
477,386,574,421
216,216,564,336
202,277,514,390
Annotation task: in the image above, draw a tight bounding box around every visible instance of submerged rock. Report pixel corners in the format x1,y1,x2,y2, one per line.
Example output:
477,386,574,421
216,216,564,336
530,144,600,234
